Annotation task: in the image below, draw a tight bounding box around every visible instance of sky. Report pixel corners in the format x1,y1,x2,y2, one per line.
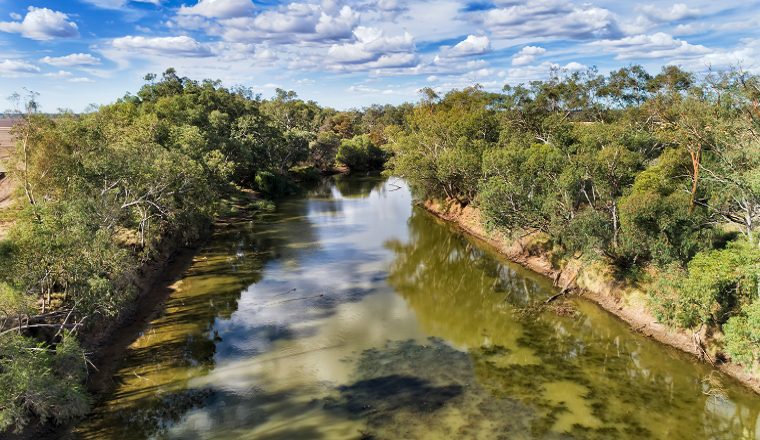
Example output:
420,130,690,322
0,0,759,112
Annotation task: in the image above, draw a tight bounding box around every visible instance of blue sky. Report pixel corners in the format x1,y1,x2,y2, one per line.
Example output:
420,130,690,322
0,0,759,111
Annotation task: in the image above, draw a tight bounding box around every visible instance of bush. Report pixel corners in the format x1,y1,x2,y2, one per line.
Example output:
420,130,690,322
253,170,299,198
250,200,276,212
0,332,90,432
648,239,760,328
724,300,760,368
335,135,385,170
619,190,711,266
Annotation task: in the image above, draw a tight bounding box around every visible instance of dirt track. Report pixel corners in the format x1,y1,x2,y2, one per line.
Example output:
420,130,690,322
0,119,14,173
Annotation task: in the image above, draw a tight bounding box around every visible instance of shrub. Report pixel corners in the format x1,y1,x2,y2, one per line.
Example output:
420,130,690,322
335,135,385,170
253,170,299,198
0,332,90,432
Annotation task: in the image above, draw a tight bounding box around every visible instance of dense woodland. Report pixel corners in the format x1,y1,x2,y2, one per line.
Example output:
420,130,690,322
1,64,760,432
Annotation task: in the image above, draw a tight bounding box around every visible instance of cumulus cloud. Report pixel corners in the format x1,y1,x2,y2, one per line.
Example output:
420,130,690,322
440,35,492,57
0,7,79,40
44,70,73,77
0,59,40,74
178,0,256,19
460,0,623,40
638,3,700,23
672,23,706,36
217,3,360,45
9,13,21,20
40,53,102,67
287,26,418,73
427,75,438,81
588,32,712,60
325,26,414,64
67,77,96,83
112,36,215,57
511,46,545,66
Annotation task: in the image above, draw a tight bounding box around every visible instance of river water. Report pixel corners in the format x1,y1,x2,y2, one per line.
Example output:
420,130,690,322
71,174,760,440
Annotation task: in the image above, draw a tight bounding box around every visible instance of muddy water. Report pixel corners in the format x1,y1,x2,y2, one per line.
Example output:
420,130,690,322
71,175,760,440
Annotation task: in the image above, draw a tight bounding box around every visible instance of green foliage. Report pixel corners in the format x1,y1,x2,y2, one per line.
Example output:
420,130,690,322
335,134,385,170
250,200,276,212
253,170,299,198
649,239,760,328
0,332,90,432
290,166,320,182
724,300,760,368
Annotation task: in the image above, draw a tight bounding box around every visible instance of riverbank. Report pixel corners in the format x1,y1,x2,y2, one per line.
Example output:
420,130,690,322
419,198,760,395
1,187,267,440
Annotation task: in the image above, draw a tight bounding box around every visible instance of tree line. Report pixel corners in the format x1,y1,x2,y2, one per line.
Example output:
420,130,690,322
0,68,397,432
3,63,760,432
385,64,760,372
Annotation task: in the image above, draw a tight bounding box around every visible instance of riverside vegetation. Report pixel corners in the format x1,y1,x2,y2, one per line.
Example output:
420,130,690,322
384,65,760,375
0,68,395,433
2,63,760,434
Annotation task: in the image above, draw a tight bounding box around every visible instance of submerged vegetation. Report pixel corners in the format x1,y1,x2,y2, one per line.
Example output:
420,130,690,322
3,62,760,433
0,68,392,432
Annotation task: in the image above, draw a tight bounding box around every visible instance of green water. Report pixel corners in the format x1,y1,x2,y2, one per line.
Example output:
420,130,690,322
71,175,760,439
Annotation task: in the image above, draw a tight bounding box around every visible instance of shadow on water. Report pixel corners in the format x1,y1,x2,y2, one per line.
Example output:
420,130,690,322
72,175,760,440
383,207,760,440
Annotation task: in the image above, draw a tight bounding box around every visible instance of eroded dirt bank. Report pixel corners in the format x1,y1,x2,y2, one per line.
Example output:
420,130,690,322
419,199,760,395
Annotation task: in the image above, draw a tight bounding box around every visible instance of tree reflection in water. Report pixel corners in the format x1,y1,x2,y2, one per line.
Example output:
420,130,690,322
384,207,760,440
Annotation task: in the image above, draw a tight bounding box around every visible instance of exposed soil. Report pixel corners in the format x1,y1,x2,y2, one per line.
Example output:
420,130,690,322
2,188,266,440
419,199,760,395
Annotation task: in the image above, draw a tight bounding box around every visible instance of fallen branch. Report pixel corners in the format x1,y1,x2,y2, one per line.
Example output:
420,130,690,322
0,321,85,337
545,270,580,304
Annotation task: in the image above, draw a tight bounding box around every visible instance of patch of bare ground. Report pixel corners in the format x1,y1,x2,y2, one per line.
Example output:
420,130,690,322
420,198,760,395
0,174,16,240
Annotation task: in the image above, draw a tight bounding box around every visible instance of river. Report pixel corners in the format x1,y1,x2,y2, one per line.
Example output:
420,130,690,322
70,174,760,440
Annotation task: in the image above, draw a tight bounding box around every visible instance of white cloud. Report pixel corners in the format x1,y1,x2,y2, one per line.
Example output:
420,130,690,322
427,75,438,81
361,0,409,22
638,3,700,23
348,85,381,93
564,61,586,70
217,3,360,45
461,0,623,40
67,77,96,83
325,27,414,65
178,0,256,19
0,7,79,40
588,32,712,60
502,61,585,84
44,70,73,77
254,48,279,60
440,35,492,57
263,83,282,88
77,0,161,9
0,59,40,74
135,25,151,32
698,48,756,70
672,23,706,36
712,18,760,32
39,53,102,67
9,13,21,20
511,45,545,66
112,36,215,57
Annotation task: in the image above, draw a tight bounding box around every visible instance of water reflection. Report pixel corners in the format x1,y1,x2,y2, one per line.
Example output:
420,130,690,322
71,175,760,440
385,208,760,439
